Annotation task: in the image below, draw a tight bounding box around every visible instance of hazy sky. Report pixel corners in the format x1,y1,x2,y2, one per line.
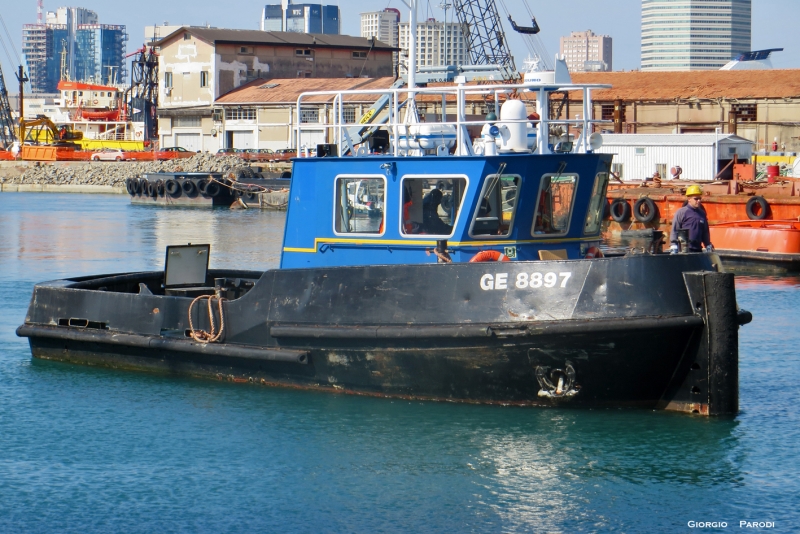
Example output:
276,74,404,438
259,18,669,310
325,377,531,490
1,0,798,91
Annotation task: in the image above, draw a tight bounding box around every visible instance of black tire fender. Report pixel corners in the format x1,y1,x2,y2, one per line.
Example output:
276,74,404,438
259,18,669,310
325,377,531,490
609,198,631,222
155,180,165,196
125,178,136,195
147,181,157,197
181,179,197,196
205,181,221,197
633,197,658,223
165,179,181,197
196,179,208,194
746,196,769,220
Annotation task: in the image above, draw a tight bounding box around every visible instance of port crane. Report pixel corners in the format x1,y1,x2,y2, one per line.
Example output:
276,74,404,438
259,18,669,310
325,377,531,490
124,45,159,140
451,0,552,80
0,61,16,148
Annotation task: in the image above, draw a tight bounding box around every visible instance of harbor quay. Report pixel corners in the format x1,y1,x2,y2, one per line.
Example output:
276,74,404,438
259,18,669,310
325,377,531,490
0,155,290,207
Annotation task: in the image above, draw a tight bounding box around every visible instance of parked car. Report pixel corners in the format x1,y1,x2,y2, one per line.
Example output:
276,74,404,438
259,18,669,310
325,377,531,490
157,146,195,160
91,148,128,161
272,148,296,162
243,148,275,162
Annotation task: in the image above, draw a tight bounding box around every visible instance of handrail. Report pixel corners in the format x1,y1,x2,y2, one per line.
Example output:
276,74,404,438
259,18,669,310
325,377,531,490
296,82,612,157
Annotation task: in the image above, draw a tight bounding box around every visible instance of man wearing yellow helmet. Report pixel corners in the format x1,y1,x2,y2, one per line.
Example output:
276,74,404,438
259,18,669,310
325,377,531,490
669,185,713,253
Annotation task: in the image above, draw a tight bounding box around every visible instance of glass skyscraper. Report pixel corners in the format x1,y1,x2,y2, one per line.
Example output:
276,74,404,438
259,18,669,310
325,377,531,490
261,1,340,34
23,7,127,93
641,0,751,71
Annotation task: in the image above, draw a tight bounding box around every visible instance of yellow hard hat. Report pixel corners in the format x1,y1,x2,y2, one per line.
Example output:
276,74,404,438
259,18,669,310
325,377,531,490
685,185,702,197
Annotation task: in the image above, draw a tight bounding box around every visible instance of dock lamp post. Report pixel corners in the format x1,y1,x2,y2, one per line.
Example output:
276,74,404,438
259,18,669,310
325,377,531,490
439,1,452,67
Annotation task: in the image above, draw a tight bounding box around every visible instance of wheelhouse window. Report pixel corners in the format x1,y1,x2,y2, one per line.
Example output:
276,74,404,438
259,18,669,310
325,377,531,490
532,174,578,236
334,176,385,234
400,175,466,237
584,172,609,235
470,173,520,238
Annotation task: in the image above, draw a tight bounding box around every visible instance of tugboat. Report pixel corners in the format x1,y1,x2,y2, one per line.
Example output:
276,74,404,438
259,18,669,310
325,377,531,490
16,3,751,416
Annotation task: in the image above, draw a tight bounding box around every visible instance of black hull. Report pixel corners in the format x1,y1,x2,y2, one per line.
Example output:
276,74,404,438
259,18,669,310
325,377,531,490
24,318,698,409
716,249,800,273
17,255,750,414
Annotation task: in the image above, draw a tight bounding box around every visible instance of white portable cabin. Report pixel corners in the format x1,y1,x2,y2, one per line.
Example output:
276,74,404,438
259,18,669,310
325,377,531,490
595,134,754,182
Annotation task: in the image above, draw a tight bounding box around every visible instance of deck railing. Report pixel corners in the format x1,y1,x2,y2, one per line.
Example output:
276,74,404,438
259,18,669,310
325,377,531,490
295,81,611,158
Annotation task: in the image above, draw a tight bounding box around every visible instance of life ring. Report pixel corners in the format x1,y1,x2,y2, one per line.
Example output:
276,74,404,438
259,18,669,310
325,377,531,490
181,179,197,196
155,179,165,196
469,250,510,262
205,181,221,197
609,198,631,222
135,131,142,139
585,246,604,259
125,178,136,195
746,196,769,220
165,179,181,197
93,99,99,105
633,197,658,223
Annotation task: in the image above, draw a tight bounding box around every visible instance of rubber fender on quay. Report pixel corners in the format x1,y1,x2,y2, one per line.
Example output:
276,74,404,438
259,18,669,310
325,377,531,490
609,198,631,222
196,179,208,194
136,178,148,196
633,197,658,223
155,180,165,196
244,191,259,203
469,250,510,262
125,178,136,195
181,179,197,196
204,181,221,197
746,196,769,220
165,179,181,197
147,181,157,197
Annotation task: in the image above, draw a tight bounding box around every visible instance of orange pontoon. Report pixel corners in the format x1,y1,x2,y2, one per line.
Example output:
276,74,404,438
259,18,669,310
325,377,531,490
710,220,800,271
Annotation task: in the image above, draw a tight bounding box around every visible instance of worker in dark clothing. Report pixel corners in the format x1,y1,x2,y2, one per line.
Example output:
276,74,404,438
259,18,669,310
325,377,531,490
421,188,452,235
669,185,714,253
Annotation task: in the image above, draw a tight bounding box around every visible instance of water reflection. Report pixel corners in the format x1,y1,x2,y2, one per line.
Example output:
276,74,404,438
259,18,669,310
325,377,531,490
475,411,741,531
0,194,286,281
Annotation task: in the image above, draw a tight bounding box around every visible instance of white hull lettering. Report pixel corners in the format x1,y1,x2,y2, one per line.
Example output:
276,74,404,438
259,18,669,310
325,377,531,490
480,272,572,291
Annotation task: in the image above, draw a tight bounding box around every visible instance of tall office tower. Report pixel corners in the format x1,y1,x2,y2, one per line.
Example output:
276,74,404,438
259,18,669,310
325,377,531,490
398,18,467,75
560,30,612,72
361,9,400,71
360,9,400,47
641,0,751,71
23,6,127,92
261,1,340,34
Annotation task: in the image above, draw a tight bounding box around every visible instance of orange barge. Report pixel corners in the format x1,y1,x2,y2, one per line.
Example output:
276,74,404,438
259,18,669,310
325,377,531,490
604,179,800,238
709,220,800,272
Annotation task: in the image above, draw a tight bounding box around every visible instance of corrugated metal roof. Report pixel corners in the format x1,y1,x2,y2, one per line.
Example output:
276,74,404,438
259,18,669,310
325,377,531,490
216,77,399,104
571,70,800,100
599,134,754,147
156,27,396,51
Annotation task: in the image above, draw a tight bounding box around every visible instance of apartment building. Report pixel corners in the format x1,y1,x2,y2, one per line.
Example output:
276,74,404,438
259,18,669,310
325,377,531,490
560,30,612,72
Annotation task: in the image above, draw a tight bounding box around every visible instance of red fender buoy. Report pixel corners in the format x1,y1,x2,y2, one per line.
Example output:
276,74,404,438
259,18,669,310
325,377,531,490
469,250,510,262
585,246,604,259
